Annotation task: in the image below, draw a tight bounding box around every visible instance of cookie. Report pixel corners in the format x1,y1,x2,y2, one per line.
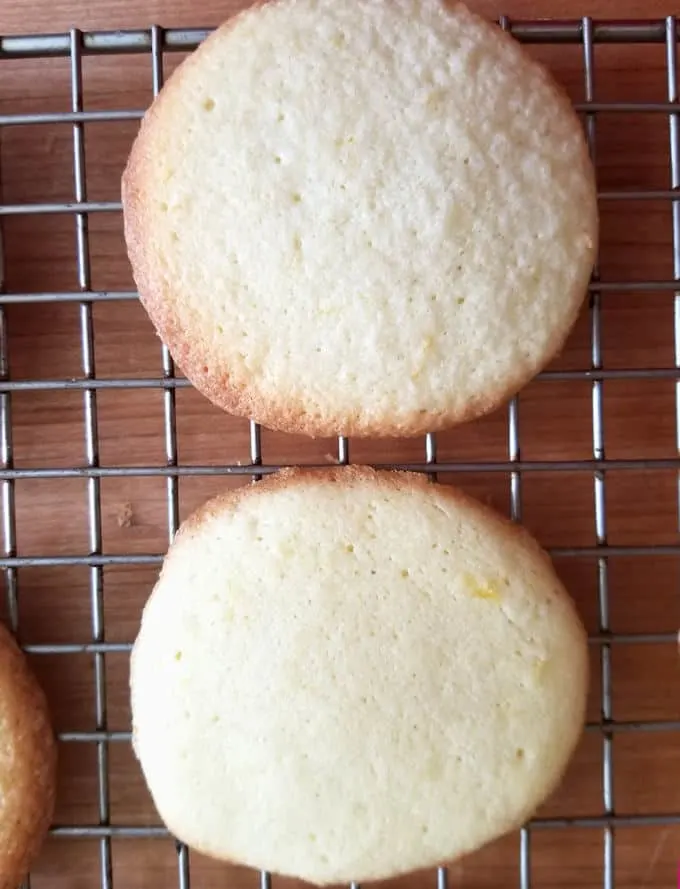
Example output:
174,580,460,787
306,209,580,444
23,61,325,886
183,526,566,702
0,622,57,889
130,468,588,884
122,0,597,438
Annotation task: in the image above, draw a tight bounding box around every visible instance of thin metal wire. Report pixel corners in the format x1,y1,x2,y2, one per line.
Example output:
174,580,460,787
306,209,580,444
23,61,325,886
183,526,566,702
176,843,191,889
599,188,680,199
0,290,139,303
4,456,680,480
44,811,680,840
0,113,27,889
0,20,679,61
15,629,679,656
424,433,437,467
52,718,680,743
582,19,615,889
665,44,680,889
70,29,112,889
666,67,680,889
508,399,522,520
5,102,680,130
4,543,680,570
3,278,680,305
0,199,121,214
0,297,18,633
502,15,523,536
150,26,180,551
7,365,680,389
251,422,263,469
0,51,19,643
667,20,680,534
420,430,443,886
148,26,192,889
338,435,349,465
4,186,680,216
0,110,143,126
498,16,530,886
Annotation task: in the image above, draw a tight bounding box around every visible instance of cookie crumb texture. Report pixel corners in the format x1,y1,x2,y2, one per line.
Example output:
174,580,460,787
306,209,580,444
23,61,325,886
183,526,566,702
131,468,589,884
122,0,598,438
0,624,56,889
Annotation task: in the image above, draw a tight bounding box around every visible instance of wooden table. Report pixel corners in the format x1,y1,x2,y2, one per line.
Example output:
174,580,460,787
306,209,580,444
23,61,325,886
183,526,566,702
1,2,678,888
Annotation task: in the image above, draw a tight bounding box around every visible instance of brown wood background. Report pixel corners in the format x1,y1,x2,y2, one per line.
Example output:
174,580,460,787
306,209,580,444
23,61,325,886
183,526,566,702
1,1,680,888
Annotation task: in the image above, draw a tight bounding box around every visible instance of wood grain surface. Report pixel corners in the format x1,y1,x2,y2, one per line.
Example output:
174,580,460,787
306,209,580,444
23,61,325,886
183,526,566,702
1,1,680,888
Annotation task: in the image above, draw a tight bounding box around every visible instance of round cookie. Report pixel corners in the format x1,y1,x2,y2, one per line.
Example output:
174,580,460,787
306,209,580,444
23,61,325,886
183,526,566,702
122,0,598,438
131,468,589,884
0,622,56,889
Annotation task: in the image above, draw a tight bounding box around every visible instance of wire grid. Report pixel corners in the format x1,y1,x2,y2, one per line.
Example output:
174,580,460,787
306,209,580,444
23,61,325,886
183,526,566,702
0,14,679,889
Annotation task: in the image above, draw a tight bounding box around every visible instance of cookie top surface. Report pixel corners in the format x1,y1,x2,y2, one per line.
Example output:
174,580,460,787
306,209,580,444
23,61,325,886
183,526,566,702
122,0,597,438
0,623,56,889
131,468,588,884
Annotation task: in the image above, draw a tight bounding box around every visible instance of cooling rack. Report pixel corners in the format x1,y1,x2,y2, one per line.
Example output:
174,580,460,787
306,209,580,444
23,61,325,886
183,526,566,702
1,13,679,889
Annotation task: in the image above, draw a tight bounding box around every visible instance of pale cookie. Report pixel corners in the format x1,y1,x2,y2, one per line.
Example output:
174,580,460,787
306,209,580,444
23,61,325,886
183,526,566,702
122,0,598,438
131,468,589,884
0,623,57,889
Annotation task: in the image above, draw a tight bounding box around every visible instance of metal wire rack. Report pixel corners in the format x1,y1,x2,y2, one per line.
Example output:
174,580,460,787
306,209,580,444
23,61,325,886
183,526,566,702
1,13,680,889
